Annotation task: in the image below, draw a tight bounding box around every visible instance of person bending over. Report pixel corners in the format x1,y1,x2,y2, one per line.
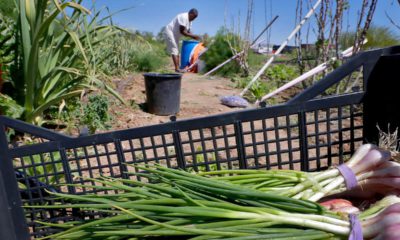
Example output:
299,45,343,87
164,8,200,73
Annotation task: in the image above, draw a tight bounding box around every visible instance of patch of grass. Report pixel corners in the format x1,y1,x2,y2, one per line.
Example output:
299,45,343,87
129,99,141,110
248,51,267,71
98,32,168,75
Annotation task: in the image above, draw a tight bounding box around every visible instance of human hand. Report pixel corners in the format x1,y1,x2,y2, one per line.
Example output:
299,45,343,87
193,35,201,41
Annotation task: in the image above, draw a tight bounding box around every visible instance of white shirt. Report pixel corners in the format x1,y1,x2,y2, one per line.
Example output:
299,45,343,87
166,12,192,39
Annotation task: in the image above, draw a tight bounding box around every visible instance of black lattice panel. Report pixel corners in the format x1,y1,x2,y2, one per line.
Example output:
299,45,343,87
64,143,123,195
241,115,302,170
305,104,363,171
13,151,71,238
14,152,65,201
180,124,240,171
121,134,177,180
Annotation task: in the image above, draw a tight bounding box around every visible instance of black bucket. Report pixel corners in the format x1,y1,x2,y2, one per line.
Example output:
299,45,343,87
144,73,182,116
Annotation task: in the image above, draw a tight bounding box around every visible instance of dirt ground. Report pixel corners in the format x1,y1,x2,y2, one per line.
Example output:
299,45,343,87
110,72,244,130
102,73,361,172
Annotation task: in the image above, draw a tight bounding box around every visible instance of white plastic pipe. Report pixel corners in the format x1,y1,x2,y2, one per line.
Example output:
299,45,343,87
240,0,322,97
203,50,244,76
257,62,328,103
256,39,368,104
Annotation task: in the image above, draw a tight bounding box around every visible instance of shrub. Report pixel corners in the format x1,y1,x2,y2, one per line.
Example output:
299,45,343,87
232,76,273,102
265,64,299,87
0,93,23,118
132,46,167,72
81,95,112,134
340,26,400,49
202,28,241,77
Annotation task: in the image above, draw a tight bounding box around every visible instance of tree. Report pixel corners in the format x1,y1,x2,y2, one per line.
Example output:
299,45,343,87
294,0,378,92
225,0,254,77
202,28,241,77
340,26,400,49
156,27,166,43
294,0,348,84
139,31,155,41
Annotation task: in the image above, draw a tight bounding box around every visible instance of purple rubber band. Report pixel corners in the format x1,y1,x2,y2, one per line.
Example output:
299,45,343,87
337,164,358,190
349,214,363,240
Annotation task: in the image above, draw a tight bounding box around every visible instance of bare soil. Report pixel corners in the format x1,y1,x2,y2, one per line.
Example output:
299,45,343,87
109,73,243,130
103,73,361,173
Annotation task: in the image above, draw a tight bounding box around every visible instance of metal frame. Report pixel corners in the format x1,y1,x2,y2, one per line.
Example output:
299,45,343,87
1,46,400,239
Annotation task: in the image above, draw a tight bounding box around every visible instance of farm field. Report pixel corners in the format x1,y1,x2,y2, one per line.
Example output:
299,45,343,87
1,1,400,240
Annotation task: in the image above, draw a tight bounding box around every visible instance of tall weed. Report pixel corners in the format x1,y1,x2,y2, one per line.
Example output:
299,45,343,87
98,32,167,75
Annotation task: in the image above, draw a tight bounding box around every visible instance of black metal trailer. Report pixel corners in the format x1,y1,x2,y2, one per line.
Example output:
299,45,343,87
1,47,400,239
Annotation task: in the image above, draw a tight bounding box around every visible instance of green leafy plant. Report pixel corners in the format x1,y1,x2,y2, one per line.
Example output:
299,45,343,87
81,94,111,134
232,76,271,102
0,13,16,91
0,93,23,140
265,64,299,87
23,152,64,184
4,0,125,124
0,0,16,19
202,28,241,77
249,81,269,100
0,93,23,118
0,14,15,64
340,26,400,50
232,76,251,89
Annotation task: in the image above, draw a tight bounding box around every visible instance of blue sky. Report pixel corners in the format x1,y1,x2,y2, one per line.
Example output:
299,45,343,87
82,0,400,44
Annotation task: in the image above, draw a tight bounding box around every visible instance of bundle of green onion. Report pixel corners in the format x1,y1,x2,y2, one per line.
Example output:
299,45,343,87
202,144,393,202
30,165,349,240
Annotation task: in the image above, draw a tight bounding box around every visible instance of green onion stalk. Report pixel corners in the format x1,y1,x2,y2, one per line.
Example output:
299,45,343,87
357,195,400,239
29,165,351,240
201,144,394,202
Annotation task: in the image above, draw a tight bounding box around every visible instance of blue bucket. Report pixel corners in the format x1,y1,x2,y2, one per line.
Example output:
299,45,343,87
180,40,199,69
